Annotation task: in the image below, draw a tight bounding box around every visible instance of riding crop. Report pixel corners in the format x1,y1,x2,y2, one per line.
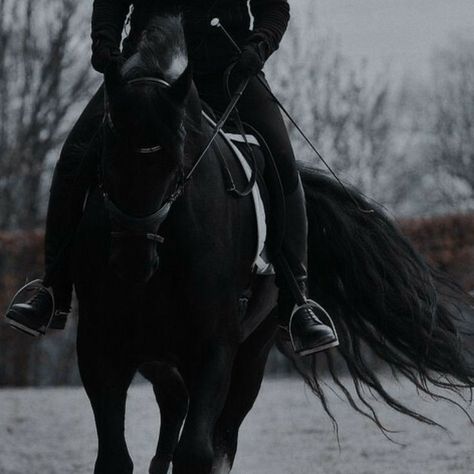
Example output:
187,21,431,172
183,76,250,183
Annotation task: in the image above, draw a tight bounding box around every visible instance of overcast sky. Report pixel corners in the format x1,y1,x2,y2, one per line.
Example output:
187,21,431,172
290,0,474,80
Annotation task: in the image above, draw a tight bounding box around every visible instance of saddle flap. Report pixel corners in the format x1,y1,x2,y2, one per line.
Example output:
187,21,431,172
202,112,274,275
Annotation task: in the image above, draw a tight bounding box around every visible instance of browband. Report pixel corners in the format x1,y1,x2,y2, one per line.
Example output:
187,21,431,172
127,77,171,88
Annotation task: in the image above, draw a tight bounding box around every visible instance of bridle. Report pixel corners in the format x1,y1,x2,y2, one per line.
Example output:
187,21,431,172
101,72,251,247
101,76,185,245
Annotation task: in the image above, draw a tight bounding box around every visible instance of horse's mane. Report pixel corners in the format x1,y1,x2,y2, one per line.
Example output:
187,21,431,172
122,14,188,83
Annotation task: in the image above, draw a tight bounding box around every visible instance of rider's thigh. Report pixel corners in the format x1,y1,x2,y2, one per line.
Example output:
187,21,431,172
236,74,299,193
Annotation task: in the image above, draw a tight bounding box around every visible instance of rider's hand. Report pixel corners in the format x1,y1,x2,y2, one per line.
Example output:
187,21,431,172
233,41,266,79
91,41,122,74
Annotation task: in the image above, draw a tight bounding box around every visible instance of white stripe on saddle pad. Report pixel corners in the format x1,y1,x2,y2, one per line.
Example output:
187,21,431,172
225,133,260,146
203,112,274,275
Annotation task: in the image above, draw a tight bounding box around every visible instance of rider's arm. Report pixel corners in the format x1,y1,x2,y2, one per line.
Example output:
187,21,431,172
248,0,290,61
91,0,132,72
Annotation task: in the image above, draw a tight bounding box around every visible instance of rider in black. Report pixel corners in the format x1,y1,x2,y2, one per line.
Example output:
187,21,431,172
5,0,338,356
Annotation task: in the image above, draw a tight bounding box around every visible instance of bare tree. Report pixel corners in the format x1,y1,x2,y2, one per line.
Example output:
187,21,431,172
0,0,95,386
422,37,474,212
265,7,410,212
0,0,96,230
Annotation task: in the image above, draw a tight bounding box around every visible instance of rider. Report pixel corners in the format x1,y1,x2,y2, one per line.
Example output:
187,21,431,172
5,0,338,356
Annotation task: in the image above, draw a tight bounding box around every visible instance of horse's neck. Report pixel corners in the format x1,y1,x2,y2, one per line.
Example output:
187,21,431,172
177,105,225,226
184,87,202,139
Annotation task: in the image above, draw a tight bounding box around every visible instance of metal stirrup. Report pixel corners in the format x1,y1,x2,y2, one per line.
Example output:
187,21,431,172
6,279,56,329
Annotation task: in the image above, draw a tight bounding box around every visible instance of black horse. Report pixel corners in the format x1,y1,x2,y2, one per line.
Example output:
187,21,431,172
72,15,474,474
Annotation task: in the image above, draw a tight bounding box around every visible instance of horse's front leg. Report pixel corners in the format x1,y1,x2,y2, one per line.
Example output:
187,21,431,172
173,340,237,474
78,336,136,474
212,313,277,473
139,362,189,474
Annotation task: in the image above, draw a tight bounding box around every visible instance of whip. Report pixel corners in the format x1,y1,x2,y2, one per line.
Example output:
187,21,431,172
184,75,250,182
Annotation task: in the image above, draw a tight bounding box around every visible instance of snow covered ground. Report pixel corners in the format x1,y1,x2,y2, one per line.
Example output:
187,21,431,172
0,377,473,473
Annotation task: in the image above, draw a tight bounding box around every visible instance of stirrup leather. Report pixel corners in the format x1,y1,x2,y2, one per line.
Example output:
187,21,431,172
288,299,339,354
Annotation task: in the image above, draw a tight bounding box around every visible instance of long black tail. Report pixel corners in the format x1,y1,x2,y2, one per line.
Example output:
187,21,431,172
279,167,474,433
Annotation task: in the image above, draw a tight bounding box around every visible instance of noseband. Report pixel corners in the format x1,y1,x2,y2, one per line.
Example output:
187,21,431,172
102,182,183,245
101,76,184,245
105,194,170,244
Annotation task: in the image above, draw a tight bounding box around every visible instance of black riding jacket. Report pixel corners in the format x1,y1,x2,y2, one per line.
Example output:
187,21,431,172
91,0,290,74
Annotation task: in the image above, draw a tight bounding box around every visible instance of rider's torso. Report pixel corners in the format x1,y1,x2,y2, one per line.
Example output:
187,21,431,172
123,0,252,74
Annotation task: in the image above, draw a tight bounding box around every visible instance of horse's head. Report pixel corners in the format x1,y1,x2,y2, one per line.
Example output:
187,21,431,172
101,15,195,284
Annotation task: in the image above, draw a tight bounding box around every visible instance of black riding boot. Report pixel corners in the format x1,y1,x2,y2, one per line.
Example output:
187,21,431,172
277,176,339,356
5,148,82,337
5,86,105,336
5,178,75,336
5,185,75,336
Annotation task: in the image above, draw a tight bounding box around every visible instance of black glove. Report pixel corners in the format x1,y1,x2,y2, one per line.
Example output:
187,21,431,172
91,40,122,73
233,40,266,79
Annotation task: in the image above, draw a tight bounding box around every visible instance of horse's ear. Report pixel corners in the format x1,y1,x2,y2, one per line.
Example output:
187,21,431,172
104,58,125,94
169,65,192,103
